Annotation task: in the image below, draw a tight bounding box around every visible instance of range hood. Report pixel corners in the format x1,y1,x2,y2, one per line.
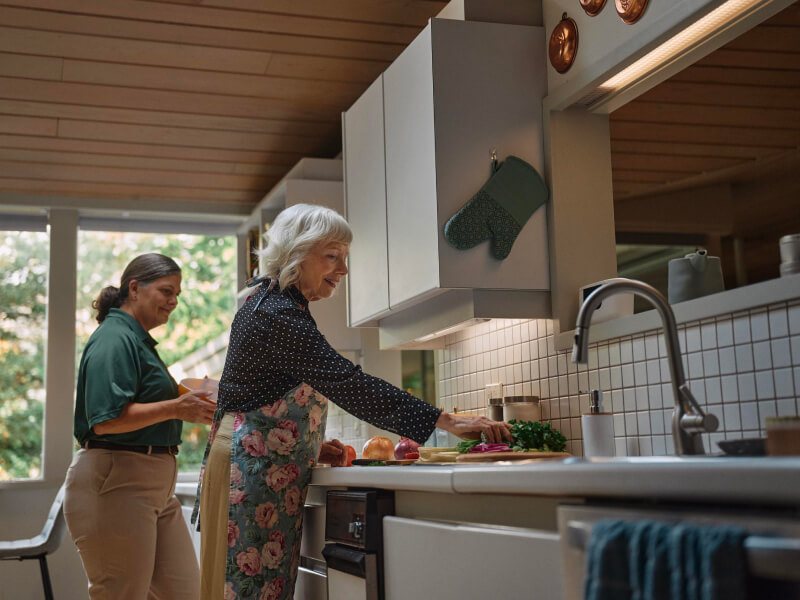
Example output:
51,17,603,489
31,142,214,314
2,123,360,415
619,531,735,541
376,289,550,349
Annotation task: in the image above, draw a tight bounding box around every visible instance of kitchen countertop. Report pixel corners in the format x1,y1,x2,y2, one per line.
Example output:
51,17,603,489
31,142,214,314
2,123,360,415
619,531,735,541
306,456,800,506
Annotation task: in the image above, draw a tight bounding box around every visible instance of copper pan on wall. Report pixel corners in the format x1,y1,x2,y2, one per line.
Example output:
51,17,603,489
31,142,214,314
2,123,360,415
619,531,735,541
548,13,578,74
580,0,607,17
615,0,649,24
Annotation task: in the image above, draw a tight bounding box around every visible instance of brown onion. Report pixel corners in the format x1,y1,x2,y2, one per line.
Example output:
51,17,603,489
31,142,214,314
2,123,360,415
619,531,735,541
362,436,394,460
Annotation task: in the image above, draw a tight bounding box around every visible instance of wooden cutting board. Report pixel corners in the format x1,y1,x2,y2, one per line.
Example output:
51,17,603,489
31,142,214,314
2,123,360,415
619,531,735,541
455,451,570,462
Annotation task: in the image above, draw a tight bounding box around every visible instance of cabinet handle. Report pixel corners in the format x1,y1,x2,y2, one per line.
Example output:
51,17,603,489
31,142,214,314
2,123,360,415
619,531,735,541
566,520,800,583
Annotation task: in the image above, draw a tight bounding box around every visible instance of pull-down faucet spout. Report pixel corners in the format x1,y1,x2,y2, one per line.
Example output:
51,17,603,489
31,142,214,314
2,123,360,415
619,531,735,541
572,278,718,455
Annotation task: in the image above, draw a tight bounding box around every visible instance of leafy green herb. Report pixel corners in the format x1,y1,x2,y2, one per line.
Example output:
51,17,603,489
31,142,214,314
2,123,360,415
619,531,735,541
508,420,567,453
456,439,481,454
367,460,386,466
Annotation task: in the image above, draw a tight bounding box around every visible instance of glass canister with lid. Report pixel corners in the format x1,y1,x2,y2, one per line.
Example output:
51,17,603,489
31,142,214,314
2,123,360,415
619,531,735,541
502,396,540,423
488,397,504,421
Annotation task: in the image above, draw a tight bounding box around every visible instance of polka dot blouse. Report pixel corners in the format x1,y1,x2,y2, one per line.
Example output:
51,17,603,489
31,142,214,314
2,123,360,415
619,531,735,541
216,281,442,444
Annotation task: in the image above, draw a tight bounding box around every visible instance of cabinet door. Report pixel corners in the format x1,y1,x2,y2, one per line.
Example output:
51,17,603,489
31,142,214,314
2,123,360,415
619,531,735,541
383,516,563,599
343,76,390,326
383,27,440,309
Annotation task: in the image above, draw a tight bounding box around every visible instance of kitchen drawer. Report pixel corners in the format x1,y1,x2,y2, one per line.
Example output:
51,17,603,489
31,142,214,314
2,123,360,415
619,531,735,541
382,516,562,599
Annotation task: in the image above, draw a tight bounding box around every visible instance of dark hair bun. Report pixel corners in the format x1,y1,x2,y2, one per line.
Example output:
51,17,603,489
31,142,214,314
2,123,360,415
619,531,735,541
92,285,121,324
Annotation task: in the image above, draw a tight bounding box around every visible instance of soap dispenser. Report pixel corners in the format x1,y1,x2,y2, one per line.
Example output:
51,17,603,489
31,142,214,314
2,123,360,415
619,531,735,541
581,389,615,458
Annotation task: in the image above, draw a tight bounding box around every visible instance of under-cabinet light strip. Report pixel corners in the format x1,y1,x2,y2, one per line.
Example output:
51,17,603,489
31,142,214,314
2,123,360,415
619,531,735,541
581,0,763,107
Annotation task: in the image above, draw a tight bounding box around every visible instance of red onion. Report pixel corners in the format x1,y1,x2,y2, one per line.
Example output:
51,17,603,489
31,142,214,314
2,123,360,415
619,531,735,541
469,443,511,453
394,437,420,460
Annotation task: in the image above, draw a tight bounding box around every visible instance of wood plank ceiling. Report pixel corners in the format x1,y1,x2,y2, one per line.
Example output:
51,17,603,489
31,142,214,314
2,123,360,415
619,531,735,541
0,0,446,217
0,0,797,240
610,2,800,242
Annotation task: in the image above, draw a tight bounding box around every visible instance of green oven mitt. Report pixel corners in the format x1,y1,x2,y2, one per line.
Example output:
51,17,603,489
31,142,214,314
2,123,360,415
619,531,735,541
443,156,548,260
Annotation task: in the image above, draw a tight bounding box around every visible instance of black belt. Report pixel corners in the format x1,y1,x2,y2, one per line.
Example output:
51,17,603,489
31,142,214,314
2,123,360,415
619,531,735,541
84,440,179,455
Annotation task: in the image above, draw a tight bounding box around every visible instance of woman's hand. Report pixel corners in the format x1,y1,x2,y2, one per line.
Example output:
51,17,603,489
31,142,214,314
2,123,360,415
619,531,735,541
172,392,216,425
435,412,512,444
318,439,348,466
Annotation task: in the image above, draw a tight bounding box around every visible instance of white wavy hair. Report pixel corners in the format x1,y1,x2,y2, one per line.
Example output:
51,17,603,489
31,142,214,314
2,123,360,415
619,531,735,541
257,203,352,291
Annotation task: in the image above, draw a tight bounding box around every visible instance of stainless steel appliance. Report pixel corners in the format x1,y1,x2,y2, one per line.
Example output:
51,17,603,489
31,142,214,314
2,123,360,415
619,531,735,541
322,490,394,600
559,503,800,600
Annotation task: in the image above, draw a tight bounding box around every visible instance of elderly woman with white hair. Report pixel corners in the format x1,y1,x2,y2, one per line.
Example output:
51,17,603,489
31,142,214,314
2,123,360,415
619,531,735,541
196,203,510,600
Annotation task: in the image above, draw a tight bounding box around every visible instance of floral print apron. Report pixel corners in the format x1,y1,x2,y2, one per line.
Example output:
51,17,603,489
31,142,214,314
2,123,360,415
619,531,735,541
211,382,327,600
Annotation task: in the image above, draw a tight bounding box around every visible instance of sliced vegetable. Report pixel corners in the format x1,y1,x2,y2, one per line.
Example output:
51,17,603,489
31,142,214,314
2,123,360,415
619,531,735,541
456,439,481,454
405,451,420,460
468,442,511,453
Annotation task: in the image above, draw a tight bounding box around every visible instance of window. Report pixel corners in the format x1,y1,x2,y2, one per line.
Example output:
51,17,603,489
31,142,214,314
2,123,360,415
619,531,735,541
0,229,49,480
76,230,236,472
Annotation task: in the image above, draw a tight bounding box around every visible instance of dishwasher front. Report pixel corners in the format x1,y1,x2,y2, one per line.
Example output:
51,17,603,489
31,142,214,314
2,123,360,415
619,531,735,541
559,503,800,600
322,489,394,600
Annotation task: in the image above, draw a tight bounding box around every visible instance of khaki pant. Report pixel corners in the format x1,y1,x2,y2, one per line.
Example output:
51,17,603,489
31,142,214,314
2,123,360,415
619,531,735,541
64,448,200,600
199,414,233,600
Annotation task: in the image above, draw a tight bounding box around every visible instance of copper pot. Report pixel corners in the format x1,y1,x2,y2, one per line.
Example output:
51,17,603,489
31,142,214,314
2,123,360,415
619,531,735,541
548,13,578,74
580,0,607,17
615,0,649,24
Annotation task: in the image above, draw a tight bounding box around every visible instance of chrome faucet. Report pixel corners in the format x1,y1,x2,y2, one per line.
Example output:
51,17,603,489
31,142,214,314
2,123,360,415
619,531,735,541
571,278,718,455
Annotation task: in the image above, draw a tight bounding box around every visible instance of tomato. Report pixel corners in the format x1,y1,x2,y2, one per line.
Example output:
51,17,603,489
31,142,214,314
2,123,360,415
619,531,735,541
344,445,356,467
405,451,420,460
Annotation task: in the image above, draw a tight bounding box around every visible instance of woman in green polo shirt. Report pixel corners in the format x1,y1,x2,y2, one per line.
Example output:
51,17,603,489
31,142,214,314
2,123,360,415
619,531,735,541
63,253,216,600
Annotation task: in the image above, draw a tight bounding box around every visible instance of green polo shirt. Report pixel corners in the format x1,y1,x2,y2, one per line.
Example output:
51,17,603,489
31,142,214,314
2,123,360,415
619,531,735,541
74,308,182,446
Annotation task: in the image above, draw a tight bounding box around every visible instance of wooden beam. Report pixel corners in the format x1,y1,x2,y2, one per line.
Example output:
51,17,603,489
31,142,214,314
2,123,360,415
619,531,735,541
1,0,422,44
693,51,800,73
0,133,306,164
145,0,446,27
0,148,285,177
0,26,272,74
610,140,782,160
0,6,406,61
56,120,332,154
0,177,261,203
0,159,280,190
637,81,800,109
0,99,338,136
0,114,58,136
0,77,342,121
610,121,800,148
0,51,62,79
60,60,366,106
613,102,800,131
0,191,253,216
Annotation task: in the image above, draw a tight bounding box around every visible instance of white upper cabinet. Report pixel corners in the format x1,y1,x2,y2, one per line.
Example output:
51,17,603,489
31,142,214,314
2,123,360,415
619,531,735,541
342,76,391,326
343,18,550,344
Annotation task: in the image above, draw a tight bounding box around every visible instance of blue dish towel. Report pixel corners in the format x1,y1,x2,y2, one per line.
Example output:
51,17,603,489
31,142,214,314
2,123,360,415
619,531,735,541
584,519,749,600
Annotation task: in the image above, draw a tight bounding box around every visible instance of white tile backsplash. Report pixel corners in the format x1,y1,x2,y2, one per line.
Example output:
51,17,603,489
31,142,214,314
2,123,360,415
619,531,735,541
437,300,800,457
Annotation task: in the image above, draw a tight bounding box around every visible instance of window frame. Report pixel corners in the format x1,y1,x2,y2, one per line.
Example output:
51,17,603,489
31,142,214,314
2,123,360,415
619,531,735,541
0,209,237,489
